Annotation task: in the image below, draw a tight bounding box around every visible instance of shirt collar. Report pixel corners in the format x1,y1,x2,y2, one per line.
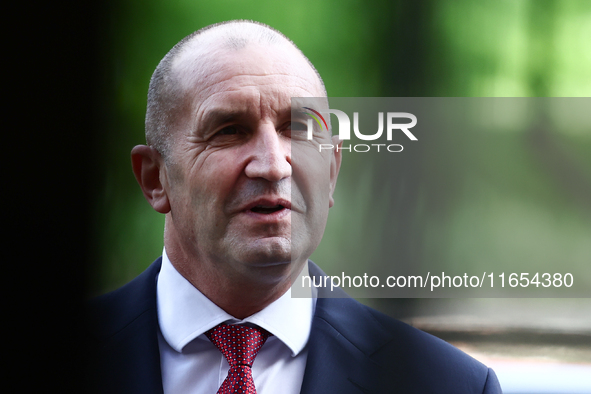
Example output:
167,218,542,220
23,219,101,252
157,248,315,357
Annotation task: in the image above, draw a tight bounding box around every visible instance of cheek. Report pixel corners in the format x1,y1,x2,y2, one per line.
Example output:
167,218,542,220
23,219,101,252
290,175,330,257
192,152,245,212
292,162,332,219
292,143,333,197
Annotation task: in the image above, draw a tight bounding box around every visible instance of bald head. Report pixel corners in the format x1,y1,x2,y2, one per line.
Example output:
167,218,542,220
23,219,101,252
145,20,326,158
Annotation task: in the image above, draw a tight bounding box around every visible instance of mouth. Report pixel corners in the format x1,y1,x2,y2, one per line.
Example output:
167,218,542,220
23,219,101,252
242,198,292,216
250,205,286,214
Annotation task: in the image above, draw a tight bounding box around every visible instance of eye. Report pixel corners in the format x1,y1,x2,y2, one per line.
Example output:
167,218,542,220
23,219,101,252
288,121,308,131
216,126,239,136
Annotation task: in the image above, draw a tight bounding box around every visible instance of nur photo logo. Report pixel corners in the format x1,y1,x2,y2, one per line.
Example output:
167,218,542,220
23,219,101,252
303,106,418,153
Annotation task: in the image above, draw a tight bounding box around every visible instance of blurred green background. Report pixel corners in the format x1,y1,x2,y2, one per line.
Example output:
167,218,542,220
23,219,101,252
91,0,591,295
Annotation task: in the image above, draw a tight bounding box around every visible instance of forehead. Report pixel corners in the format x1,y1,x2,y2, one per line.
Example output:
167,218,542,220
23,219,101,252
172,39,324,121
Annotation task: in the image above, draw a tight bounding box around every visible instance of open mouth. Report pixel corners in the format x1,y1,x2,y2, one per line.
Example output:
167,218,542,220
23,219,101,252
250,205,285,214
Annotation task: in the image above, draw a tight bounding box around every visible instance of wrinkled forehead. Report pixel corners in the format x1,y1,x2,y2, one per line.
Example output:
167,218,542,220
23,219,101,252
170,32,325,101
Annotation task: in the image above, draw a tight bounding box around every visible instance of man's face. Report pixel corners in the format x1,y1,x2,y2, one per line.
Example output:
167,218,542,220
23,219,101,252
161,40,340,284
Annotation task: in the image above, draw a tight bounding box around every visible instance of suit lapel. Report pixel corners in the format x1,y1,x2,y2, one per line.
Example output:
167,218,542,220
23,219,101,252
89,258,164,394
299,263,395,394
121,258,164,393
300,301,382,394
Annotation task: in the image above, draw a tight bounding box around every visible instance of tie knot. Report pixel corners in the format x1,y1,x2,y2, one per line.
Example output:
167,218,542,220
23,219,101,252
206,324,271,367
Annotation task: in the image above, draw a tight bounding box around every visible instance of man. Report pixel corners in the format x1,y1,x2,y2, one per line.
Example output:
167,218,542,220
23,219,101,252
88,20,502,393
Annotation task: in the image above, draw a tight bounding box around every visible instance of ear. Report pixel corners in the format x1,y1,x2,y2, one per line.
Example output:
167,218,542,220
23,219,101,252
131,145,171,214
328,135,342,208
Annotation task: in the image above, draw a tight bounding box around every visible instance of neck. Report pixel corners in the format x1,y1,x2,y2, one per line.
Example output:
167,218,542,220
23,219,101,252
164,238,302,320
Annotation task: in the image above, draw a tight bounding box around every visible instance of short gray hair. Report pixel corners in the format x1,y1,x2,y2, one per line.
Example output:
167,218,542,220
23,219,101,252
145,20,326,159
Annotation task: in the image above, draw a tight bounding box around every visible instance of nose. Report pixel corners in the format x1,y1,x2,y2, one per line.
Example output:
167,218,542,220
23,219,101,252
244,124,291,182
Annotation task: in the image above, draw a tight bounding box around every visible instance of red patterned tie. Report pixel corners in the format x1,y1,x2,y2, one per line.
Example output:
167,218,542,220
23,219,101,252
206,324,271,394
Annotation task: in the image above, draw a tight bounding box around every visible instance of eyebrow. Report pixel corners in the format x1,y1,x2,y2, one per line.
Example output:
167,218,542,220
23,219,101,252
290,108,308,119
198,105,294,131
200,108,244,128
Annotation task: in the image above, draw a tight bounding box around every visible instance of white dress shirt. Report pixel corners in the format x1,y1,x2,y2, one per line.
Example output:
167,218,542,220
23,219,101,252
157,249,316,394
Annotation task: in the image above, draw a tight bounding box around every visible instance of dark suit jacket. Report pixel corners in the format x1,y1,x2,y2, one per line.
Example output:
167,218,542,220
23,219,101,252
87,258,502,393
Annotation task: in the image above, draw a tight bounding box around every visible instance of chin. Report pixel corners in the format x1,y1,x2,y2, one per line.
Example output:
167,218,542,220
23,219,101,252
243,238,292,266
221,235,302,279
224,231,283,255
